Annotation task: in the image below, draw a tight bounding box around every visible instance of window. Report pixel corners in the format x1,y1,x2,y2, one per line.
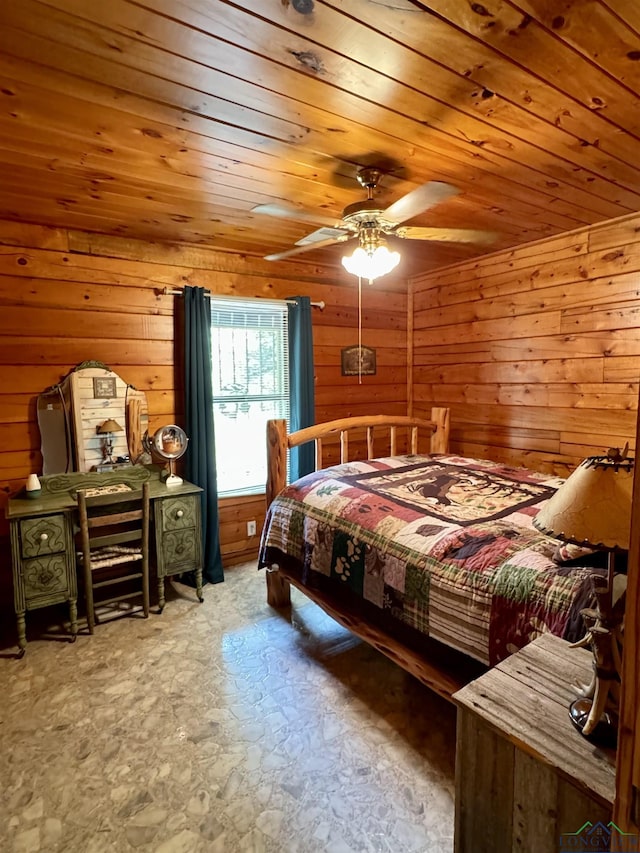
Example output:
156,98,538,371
211,297,289,497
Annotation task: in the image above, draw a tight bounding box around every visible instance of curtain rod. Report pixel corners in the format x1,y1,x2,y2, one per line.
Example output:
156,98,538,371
162,287,325,310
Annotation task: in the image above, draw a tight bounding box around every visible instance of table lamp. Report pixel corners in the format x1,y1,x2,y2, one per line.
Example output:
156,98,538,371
533,447,633,744
97,418,124,464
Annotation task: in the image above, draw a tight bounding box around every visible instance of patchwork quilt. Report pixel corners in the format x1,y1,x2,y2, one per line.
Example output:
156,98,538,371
259,454,603,666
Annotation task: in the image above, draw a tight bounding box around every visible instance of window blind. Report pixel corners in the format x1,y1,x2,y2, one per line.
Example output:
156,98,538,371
210,297,289,496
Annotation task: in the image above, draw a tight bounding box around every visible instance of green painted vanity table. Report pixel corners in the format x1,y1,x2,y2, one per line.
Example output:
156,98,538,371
7,466,204,655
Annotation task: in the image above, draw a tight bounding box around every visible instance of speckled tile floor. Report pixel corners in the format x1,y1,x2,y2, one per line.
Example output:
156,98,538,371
1,563,457,853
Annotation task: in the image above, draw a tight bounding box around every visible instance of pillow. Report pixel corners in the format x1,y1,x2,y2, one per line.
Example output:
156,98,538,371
552,541,597,564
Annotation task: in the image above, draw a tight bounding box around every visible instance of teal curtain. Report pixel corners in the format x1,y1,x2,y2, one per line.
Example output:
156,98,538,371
183,286,224,584
287,296,315,481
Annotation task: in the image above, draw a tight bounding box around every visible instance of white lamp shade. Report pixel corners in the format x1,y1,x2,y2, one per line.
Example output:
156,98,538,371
533,456,633,551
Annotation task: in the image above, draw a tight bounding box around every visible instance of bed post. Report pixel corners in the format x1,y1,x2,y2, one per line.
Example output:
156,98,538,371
430,407,450,454
266,419,288,507
265,419,292,608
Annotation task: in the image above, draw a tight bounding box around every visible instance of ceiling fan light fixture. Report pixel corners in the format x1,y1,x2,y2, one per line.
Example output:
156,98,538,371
341,242,400,283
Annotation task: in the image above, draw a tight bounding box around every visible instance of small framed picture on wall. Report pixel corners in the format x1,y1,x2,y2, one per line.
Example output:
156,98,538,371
341,345,377,377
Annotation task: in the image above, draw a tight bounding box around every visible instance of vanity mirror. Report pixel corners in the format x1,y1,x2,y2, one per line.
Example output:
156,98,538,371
37,361,149,474
146,425,189,487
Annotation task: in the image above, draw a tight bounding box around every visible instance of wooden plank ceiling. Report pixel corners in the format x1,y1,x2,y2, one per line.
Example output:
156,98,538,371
1,0,640,275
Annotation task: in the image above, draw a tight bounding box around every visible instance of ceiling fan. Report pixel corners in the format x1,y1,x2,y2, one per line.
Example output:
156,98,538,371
252,167,497,270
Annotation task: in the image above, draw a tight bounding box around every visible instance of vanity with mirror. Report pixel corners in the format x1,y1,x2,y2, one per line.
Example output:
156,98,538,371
7,362,205,654
37,360,150,474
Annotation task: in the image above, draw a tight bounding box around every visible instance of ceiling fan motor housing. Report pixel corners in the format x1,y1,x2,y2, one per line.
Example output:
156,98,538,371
342,199,396,233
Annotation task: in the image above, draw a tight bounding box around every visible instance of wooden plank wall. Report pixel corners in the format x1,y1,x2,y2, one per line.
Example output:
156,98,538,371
411,211,640,476
0,219,408,593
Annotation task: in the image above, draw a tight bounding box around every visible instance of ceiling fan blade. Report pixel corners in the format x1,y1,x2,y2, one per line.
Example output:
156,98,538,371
252,202,338,228
264,234,351,261
383,182,459,225
296,226,351,246
395,226,497,245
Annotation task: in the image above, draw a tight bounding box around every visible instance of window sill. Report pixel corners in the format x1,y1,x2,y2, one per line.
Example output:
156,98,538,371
218,491,265,505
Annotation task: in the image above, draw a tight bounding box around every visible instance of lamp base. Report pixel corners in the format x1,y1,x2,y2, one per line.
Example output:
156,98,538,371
569,698,617,747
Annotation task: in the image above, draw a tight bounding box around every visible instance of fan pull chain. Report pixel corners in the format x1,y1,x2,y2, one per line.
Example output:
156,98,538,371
358,275,362,384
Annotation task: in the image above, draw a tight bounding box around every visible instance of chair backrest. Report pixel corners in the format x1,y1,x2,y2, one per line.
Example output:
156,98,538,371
78,483,150,568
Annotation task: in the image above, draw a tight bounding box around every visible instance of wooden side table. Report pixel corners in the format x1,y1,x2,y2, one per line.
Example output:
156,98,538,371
453,633,616,853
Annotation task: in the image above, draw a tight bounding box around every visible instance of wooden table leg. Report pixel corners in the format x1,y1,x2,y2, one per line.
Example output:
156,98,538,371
69,598,78,642
196,569,204,603
16,611,26,657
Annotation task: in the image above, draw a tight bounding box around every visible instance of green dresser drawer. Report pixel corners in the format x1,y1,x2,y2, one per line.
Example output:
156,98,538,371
161,529,198,570
22,554,69,601
19,515,67,558
161,495,199,531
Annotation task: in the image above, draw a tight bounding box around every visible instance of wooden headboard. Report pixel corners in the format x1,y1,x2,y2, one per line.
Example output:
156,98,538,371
266,409,450,507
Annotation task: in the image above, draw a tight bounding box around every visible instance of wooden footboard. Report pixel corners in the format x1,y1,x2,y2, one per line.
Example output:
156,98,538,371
263,409,453,688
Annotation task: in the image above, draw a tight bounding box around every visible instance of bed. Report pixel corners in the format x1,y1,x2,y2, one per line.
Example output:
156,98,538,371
259,411,605,699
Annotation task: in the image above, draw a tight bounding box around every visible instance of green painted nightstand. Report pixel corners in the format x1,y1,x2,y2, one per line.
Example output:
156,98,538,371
8,503,78,656
153,483,204,611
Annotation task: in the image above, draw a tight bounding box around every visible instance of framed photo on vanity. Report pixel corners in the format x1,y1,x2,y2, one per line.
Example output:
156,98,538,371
93,376,117,399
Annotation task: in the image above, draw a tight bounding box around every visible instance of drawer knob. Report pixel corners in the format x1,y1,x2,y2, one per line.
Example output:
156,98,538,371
40,532,49,542
176,510,184,519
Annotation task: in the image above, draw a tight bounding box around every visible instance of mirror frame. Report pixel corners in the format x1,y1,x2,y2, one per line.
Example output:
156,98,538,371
38,360,149,474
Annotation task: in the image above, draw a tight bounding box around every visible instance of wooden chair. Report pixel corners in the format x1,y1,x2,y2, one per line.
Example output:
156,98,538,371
77,483,150,633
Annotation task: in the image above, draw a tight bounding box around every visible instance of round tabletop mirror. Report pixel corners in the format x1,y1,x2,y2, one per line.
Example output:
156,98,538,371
149,425,188,487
